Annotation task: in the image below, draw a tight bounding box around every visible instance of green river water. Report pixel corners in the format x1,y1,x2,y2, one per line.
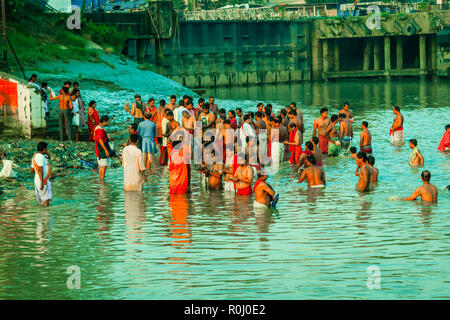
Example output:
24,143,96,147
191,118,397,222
0,79,449,299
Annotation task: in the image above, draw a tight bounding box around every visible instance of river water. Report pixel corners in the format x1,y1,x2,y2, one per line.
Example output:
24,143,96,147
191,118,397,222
0,79,449,299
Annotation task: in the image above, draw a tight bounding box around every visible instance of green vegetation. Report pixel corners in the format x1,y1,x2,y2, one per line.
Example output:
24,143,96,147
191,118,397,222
3,1,130,75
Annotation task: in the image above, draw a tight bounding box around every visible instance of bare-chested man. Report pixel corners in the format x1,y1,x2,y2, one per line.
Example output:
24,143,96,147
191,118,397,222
298,155,326,187
124,94,147,125
338,102,354,122
390,106,404,145
355,151,372,192
367,155,378,183
404,170,438,202
408,139,424,167
50,86,73,141
310,136,323,167
253,172,276,208
289,102,305,133
208,157,224,191
165,95,178,111
338,113,353,150
233,162,254,196
313,107,332,154
198,103,216,131
360,121,372,154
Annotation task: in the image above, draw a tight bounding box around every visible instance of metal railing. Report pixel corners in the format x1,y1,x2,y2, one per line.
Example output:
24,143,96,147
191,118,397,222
181,6,327,22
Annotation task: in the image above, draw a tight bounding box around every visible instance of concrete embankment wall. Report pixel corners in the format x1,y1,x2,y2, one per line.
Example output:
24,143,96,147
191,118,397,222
88,10,450,87
0,72,46,138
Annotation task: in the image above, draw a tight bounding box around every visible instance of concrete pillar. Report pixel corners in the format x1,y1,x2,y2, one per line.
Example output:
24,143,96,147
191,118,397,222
431,35,437,77
363,38,372,71
334,39,340,72
322,39,329,81
384,36,391,78
419,35,427,77
396,37,403,70
373,38,381,71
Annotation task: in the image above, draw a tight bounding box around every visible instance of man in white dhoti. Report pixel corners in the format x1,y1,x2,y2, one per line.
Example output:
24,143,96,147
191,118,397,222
30,142,52,206
390,106,404,145
122,134,146,191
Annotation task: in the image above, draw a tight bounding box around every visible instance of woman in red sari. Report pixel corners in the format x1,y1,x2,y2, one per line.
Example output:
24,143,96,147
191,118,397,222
87,100,100,142
169,140,189,195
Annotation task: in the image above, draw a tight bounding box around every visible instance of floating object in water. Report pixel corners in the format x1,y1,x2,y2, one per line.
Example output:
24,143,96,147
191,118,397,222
388,196,403,201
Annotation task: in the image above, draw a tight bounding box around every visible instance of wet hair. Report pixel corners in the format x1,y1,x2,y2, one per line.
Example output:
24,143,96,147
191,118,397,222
73,82,79,86
183,95,188,100
178,100,184,107
306,154,316,165
134,94,141,99
280,109,287,116
130,134,139,143
37,142,48,152
288,110,297,116
228,110,236,117
223,119,230,125
394,106,400,111
89,100,96,107
144,112,151,119
305,141,313,151
159,99,166,106
343,102,349,106
409,139,417,146
367,155,375,166
421,170,431,182
30,74,37,80
41,82,48,88
362,121,369,128
198,98,205,104
290,102,297,108
166,111,174,117
349,146,357,154
186,100,193,107
320,107,328,114
446,124,450,130
164,108,170,114
170,95,176,100
203,103,210,110
148,98,154,103
209,96,214,100
71,89,79,96
100,115,109,123
339,113,346,118
62,86,69,94
130,123,138,131
312,136,319,145
236,107,242,113
331,114,338,122
356,151,367,162
255,111,263,118
64,80,71,86
219,108,226,115
243,114,251,121
257,102,264,109
182,110,189,117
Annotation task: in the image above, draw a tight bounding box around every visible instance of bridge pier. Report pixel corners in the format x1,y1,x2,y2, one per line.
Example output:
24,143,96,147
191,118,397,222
384,36,391,79
333,39,340,72
363,38,372,71
374,38,381,71
420,35,427,78
396,37,403,70
322,39,329,81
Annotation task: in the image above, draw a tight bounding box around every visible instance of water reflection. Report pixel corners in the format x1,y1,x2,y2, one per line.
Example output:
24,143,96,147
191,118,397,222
169,194,191,248
96,182,115,235
124,191,147,241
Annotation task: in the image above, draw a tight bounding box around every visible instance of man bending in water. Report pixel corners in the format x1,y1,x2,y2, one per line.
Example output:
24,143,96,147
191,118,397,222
404,170,438,203
367,155,378,182
360,121,372,154
338,102,354,122
254,172,277,208
298,155,326,187
355,151,372,192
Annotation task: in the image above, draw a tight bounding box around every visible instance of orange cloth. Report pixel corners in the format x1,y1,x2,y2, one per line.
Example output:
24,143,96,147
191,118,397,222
169,148,189,195
438,131,450,151
318,134,328,154
236,186,252,195
289,128,302,164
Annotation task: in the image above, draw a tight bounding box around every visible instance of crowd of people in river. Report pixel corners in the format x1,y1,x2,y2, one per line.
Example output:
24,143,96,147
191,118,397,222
25,78,449,208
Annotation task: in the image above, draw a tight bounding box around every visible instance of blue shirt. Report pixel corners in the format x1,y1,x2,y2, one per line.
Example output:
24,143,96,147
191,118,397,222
137,120,156,139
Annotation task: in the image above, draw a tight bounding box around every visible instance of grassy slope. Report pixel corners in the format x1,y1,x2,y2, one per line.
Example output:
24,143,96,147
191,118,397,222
6,6,130,77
